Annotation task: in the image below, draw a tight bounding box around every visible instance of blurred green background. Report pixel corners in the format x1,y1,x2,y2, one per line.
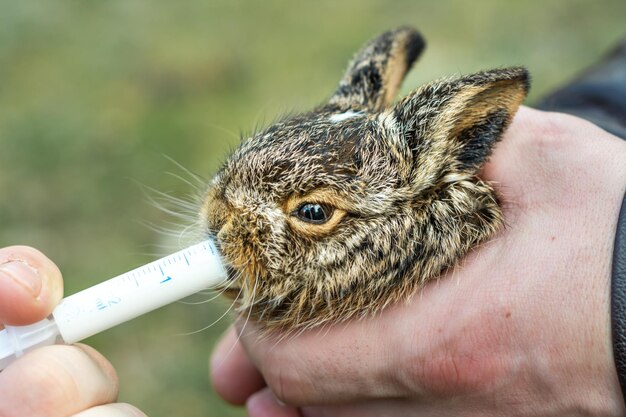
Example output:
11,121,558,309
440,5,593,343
0,1,624,415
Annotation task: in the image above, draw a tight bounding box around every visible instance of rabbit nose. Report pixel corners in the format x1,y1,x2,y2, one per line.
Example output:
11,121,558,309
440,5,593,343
216,218,233,243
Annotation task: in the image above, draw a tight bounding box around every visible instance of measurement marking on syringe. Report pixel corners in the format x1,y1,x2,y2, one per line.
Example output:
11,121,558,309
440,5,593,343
183,254,190,266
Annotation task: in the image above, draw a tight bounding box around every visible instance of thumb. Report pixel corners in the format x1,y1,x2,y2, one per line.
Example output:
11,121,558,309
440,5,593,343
0,246,64,326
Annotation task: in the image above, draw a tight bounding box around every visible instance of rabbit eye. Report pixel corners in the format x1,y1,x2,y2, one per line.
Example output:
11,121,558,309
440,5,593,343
295,203,333,224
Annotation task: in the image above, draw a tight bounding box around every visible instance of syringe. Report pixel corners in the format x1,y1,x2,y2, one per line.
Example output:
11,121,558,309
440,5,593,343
0,239,227,371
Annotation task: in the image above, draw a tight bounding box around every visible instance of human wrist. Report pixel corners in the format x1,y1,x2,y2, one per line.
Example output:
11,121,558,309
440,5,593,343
499,114,626,415
589,130,626,413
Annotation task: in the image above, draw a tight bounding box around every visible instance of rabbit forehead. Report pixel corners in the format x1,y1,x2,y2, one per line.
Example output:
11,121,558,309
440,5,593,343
218,112,392,195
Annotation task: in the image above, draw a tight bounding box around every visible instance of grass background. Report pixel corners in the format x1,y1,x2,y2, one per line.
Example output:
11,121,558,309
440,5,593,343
1,1,624,415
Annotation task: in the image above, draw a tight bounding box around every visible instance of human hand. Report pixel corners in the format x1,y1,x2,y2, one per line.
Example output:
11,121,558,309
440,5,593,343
0,246,146,417
211,107,626,416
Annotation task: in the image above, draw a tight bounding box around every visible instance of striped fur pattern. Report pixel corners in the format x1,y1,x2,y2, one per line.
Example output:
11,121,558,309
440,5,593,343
202,27,529,331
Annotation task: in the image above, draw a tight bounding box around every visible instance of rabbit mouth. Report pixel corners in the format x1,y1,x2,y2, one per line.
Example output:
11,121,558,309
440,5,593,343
216,263,243,300
211,237,242,286
214,237,267,295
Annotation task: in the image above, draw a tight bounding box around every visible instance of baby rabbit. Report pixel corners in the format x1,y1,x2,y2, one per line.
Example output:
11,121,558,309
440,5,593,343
202,26,529,331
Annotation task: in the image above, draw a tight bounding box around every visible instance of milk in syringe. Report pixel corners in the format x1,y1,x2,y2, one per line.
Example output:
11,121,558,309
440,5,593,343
0,239,227,371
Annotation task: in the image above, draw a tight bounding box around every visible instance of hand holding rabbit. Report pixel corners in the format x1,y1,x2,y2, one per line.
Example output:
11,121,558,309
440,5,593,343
212,106,626,417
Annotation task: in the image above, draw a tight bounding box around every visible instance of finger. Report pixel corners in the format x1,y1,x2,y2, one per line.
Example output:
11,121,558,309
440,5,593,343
71,403,147,417
0,246,64,326
0,344,119,417
246,387,300,417
210,325,265,405
237,316,406,406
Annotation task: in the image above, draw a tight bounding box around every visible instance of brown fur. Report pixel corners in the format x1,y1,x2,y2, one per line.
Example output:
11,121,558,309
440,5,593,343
201,27,529,331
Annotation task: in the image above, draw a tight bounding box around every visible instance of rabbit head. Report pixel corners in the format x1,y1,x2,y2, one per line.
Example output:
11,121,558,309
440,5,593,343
201,27,529,331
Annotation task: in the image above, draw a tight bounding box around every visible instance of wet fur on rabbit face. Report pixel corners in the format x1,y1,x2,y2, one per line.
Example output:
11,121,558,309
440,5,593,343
202,27,529,331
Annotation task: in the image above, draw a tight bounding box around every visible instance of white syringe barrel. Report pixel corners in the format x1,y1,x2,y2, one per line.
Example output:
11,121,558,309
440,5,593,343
52,240,226,344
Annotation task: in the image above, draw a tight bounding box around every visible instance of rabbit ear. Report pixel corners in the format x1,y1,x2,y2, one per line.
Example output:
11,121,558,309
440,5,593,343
328,27,425,112
392,67,529,173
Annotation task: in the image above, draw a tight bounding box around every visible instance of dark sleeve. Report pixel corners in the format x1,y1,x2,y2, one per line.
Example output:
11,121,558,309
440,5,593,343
534,40,626,141
613,194,626,398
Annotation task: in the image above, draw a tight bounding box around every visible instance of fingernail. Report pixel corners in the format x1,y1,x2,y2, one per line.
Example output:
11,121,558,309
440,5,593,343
0,260,42,297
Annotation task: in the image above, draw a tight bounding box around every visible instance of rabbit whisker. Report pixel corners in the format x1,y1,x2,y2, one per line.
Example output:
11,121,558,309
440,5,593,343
175,284,244,337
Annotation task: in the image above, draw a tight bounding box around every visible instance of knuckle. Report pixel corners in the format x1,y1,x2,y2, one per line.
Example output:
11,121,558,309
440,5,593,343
397,309,509,399
520,111,571,150
421,351,468,396
520,110,598,154
502,109,604,207
401,346,483,398
513,109,616,205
